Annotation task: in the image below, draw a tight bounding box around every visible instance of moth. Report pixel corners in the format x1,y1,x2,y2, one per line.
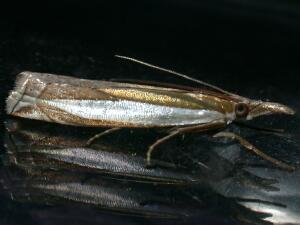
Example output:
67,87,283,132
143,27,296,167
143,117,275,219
6,55,296,171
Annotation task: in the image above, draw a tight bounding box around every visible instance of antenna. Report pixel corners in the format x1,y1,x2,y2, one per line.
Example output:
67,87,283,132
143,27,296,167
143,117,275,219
115,55,236,96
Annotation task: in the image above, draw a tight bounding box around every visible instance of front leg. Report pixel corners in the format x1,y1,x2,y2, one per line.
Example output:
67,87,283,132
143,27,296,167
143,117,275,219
146,120,225,166
213,131,295,172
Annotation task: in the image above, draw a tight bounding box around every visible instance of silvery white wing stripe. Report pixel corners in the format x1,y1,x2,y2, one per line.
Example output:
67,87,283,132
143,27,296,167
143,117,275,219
41,98,224,126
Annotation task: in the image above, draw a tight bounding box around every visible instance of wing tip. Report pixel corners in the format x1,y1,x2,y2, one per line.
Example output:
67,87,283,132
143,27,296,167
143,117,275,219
6,71,35,115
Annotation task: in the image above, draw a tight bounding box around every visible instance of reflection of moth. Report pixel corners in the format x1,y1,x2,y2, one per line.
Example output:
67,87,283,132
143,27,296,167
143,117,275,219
6,55,295,170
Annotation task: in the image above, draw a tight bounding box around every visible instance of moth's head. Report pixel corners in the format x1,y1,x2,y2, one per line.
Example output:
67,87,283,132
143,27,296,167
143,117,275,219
232,98,295,121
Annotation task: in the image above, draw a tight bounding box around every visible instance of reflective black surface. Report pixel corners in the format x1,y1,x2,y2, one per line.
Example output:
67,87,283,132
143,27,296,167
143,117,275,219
3,118,300,225
1,1,300,225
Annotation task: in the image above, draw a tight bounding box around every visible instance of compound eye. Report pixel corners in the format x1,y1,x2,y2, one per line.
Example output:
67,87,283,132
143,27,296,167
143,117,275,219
235,103,249,118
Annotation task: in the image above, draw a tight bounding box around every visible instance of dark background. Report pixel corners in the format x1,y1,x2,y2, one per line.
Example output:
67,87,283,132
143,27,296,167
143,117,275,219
1,1,300,225
1,0,300,92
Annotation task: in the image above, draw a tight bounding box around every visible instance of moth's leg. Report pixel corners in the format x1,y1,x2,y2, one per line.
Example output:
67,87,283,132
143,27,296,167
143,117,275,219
147,130,181,166
213,131,295,172
86,127,122,146
147,120,225,166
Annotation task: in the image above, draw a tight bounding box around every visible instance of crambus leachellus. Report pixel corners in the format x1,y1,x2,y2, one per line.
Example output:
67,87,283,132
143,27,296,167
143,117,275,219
6,55,296,171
